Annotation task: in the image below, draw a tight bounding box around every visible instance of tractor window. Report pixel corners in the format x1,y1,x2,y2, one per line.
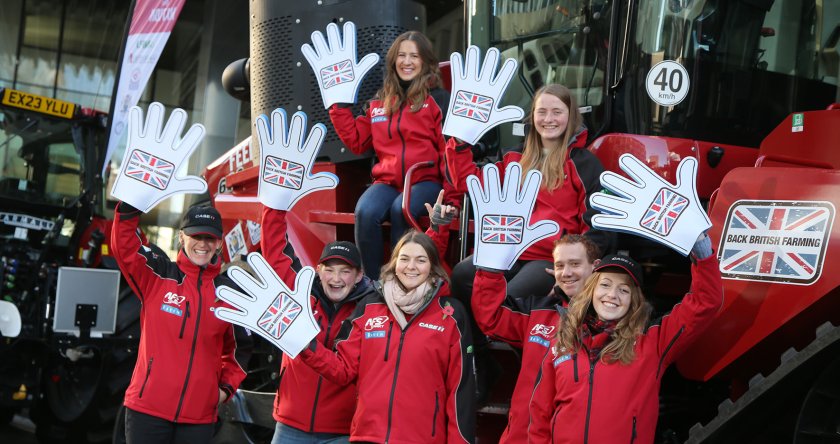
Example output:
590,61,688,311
468,0,611,148
621,0,840,147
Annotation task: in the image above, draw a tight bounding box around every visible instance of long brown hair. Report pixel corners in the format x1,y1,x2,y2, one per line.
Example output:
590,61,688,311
380,230,449,291
519,84,583,192
555,271,652,364
377,31,441,115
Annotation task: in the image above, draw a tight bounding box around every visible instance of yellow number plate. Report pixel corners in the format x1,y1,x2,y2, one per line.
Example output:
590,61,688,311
1,89,75,119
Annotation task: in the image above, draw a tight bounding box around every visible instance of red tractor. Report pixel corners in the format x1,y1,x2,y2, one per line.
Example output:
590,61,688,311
207,0,840,442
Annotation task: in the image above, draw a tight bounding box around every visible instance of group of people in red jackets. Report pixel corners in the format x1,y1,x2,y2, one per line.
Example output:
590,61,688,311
112,27,722,444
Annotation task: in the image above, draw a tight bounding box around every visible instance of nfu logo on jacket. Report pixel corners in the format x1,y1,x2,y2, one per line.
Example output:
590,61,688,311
529,324,555,347
364,315,388,339
160,291,186,317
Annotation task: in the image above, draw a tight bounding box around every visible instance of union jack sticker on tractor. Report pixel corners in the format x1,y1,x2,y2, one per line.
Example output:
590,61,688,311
640,188,688,236
453,90,494,123
125,150,174,190
719,200,834,285
481,215,524,244
263,156,304,190
320,60,355,89
258,293,302,339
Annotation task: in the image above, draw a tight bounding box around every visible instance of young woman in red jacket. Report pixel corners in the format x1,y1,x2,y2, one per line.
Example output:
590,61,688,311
528,234,722,444
328,31,456,280
298,198,475,443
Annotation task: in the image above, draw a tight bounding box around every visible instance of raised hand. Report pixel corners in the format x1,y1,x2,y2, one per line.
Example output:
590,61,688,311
215,252,320,358
467,162,559,270
111,102,207,212
424,190,458,231
589,154,712,256
301,21,380,109
443,46,525,145
255,108,338,211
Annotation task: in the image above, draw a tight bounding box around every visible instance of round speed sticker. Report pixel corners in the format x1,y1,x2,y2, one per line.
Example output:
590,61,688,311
645,60,690,106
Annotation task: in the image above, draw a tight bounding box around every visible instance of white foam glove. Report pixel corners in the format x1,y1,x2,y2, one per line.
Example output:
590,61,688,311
301,21,380,109
589,154,712,256
215,253,320,359
110,102,207,212
467,162,559,270
256,108,338,211
443,46,525,145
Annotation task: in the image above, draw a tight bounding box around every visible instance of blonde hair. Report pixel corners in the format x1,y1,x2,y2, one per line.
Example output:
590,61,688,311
379,230,449,291
377,31,441,115
519,84,583,192
555,271,651,364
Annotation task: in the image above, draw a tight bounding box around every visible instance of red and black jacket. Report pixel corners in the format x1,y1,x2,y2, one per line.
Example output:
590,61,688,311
472,269,567,443
329,88,460,204
446,128,612,258
261,207,376,434
112,203,246,424
528,256,723,444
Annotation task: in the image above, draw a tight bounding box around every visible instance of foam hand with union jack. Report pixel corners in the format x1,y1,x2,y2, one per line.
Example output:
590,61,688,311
301,21,380,109
443,46,524,145
589,154,712,255
111,102,207,212
467,162,559,270
215,252,320,359
256,108,338,211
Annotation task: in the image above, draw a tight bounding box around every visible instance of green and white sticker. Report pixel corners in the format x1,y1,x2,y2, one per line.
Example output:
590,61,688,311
792,113,804,132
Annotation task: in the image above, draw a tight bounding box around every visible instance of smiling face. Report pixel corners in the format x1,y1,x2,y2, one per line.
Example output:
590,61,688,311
533,92,570,147
591,272,634,321
395,242,431,290
553,243,596,298
395,40,423,82
317,260,364,303
180,232,222,267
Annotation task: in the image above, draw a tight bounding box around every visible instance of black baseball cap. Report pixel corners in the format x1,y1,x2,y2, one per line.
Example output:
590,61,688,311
180,205,223,239
594,254,643,287
319,241,361,268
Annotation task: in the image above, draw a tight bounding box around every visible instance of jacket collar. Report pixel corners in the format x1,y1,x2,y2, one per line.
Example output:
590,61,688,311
176,249,221,281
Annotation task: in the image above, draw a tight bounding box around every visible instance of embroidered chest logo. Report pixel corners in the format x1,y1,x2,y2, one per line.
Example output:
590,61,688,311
418,322,445,332
160,291,185,317
363,315,389,339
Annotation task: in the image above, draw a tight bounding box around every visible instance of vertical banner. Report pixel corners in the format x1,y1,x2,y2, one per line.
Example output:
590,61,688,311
103,0,186,175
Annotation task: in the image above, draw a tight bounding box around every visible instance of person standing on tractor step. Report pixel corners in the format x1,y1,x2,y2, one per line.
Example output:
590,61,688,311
327,31,458,280
297,193,476,443
112,203,247,444
260,205,376,444
528,234,723,444
471,234,600,443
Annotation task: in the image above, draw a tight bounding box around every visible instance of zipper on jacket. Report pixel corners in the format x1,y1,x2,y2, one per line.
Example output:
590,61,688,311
138,358,153,398
657,326,684,379
384,328,408,443
397,107,406,179
173,271,204,422
630,416,637,443
178,301,190,339
384,321,394,361
431,391,439,437
572,353,579,382
309,376,324,432
583,359,596,444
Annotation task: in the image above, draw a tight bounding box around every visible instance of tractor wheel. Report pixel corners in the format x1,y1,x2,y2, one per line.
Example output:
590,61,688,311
793,353,840,444
35,282,140,444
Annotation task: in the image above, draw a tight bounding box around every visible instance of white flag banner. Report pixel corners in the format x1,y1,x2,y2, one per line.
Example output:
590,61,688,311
103,0,186,175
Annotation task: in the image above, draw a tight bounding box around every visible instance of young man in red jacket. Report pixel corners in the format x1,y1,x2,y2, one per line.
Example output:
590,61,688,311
471,234,600,443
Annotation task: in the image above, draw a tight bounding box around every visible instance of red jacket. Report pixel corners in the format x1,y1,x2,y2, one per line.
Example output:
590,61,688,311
112,203,246,424
472,270,567,443
261,208,375,434
528,256,723,444
329,89,459,203
445,129,608,260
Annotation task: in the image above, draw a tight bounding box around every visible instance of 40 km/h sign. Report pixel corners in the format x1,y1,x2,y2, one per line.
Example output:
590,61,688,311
645,60,690,106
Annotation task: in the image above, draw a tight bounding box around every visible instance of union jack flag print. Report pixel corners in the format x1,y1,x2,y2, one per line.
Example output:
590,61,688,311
320,60,355,89
125,150,174,190
719,200,834,284
481,215,524,244
258,293,302,339
452,90,493,123
640,188,688,236
263,156,304,190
